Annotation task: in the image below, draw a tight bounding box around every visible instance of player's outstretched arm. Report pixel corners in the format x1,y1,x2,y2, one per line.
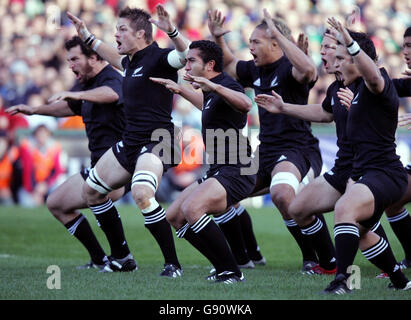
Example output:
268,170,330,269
185,74,251,113
150,77,203,109
48,87,119,105
328,17,384,94
7,100,74,118
398,113,411,130
263,9,317,84
207,9,238,80
255,91,333,123
67,12,123,71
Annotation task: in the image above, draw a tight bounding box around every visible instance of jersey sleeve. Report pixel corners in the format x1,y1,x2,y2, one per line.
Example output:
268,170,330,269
322,84,335,113
393,78,411,98
67,84,83,115
236,60,256,88
99,72,124,106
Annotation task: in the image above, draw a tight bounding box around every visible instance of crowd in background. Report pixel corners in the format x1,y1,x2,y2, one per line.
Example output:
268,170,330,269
0,0,410,206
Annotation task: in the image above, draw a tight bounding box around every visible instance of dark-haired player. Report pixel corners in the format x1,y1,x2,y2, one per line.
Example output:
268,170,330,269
208,8,334,273
323,18,410,293
67,5,188,276
8,36,128,270
152,40,256,283
383,26,411,270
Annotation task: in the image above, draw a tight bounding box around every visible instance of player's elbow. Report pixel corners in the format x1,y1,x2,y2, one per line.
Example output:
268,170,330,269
242,99,252,113
109,92,120,103
301,65,317,83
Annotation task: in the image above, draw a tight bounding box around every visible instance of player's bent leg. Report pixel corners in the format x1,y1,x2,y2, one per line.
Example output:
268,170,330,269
385,174,411,268
81,149,135,272
359,230,410,290
270,161,302,219
327,183,375,293
132,152,182,277
166,181,199,229
181,178,243,282
288,176,339,274
289,175,341,226
46,173,108,268
83,148,131,205
270,161,318,268
47,173,88,224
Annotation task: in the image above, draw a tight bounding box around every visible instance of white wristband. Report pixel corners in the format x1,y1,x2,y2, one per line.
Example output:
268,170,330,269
80,29,91,41
92,39,102,51
347,41,360,56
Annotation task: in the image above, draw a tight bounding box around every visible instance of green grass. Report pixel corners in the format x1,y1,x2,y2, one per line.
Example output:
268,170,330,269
1,204,410,300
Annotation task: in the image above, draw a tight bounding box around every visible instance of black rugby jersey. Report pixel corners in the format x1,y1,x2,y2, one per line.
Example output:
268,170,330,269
322,80,354,167
393,77,411,97
68,64,124,167
201,73,252,169
236,55,319,152
347,68,402,171
121,42,178,145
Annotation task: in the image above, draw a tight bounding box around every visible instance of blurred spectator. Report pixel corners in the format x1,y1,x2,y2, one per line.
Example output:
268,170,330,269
2,60,41,107
0,0,409,127
18,124,66,207
0,130,20,205
0,95,29,145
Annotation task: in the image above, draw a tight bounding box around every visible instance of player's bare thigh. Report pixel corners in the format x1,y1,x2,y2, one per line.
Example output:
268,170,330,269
181,178,228,225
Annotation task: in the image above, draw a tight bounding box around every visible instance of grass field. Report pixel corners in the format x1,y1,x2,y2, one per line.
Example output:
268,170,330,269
1,204,411,301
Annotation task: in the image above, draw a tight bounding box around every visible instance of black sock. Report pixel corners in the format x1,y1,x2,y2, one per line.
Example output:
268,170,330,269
301,216,336,270
215,207,250,265
143,205,181,269
371,221,388,242
177,223,221,271
284,218,318,263
362,237,409,289
334,223,360,278
90,199,130,259
191,214,241,276
387,209,411,261
237,206,263,261
65,213,106,264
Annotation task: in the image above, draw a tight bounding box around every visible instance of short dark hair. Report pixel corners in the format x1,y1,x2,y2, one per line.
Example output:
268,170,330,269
337,30,377,62
404,26,411,38
64,36,103,61
189,40,224,72
256,17,292,41
119,7,152,43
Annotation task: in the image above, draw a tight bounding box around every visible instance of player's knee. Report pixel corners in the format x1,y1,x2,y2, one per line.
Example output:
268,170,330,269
288,200,304,222
334,199,354,223
270,190,293,214
166,207,181,228
131,186,153,209
180,200,198,224
83,167,112,205
46,192,62,216
131,170,158,208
